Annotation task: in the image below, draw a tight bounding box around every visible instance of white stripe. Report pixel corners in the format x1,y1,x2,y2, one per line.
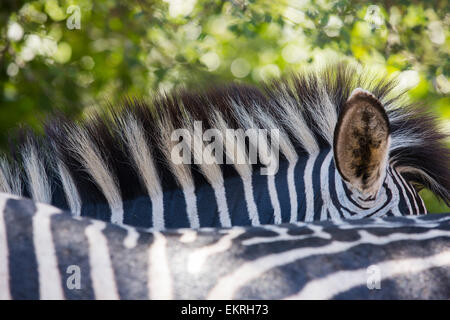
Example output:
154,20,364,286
394,168,420,215
390,167,414,215
286,250,450,299
406,181,426,213
288,160,298,223
242,215,449,246
395,166,440,213
123,226,140,249
243,215,450,246
212,182,231,228
207,228,450,299
85,220,119,300
242,176,260,226
33,202,64,300
268,173,282,224
110,205,124,226
0,194,11,300
179,230,197,243
148,232,173,299
416,188,427,214
241,216,450,246
183,186,199,229
336,215,450,230
334,170,390,219
336,216,450,230
242,224,331,246
304,152,319,222
382,169,402,217
187,228,245,274
152,194,165,231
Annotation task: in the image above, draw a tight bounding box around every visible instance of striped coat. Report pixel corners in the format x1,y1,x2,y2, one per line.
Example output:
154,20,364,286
0,63,449,300
0,193,449,299
0,64,448,230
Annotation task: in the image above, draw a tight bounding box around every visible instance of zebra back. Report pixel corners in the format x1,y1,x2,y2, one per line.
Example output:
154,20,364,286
1,193,449,300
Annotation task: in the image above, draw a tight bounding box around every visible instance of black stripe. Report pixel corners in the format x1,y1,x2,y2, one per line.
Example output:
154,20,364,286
163,188,190,228
224,171,252,226
341,178,367,211
275,159,291,223
253,168,274,225
332,170,393,218
103,224,151,299
365,178,393,217
50,174,70,211
312,149,330,221
50,211,95,299
123,195,153,228
328,159,350,218
293,155,308,221
81,201,112,224
195,180,220,228
4,198,40,299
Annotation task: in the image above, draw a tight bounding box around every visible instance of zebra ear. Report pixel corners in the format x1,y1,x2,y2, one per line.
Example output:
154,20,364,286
333,88,391,199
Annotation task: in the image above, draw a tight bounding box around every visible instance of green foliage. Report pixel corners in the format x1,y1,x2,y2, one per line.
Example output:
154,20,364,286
0,0,449,211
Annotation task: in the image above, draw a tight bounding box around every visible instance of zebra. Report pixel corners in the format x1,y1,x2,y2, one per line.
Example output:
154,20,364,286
0,64,448,230
0,63,449,300
0,193,449,299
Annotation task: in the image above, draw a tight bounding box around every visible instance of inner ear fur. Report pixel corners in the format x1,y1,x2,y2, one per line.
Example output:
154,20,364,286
333,88,391,196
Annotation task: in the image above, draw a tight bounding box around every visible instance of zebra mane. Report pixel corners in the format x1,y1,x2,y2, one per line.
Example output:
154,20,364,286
1,63,449,209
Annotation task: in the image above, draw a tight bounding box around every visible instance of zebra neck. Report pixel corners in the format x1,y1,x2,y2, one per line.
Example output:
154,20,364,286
52,147,421,230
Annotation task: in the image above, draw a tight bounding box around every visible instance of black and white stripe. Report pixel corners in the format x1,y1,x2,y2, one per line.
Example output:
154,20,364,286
0,63,447,230
0,194,448,300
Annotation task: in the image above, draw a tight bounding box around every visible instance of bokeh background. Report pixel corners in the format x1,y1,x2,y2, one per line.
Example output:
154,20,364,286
0,0,449,212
